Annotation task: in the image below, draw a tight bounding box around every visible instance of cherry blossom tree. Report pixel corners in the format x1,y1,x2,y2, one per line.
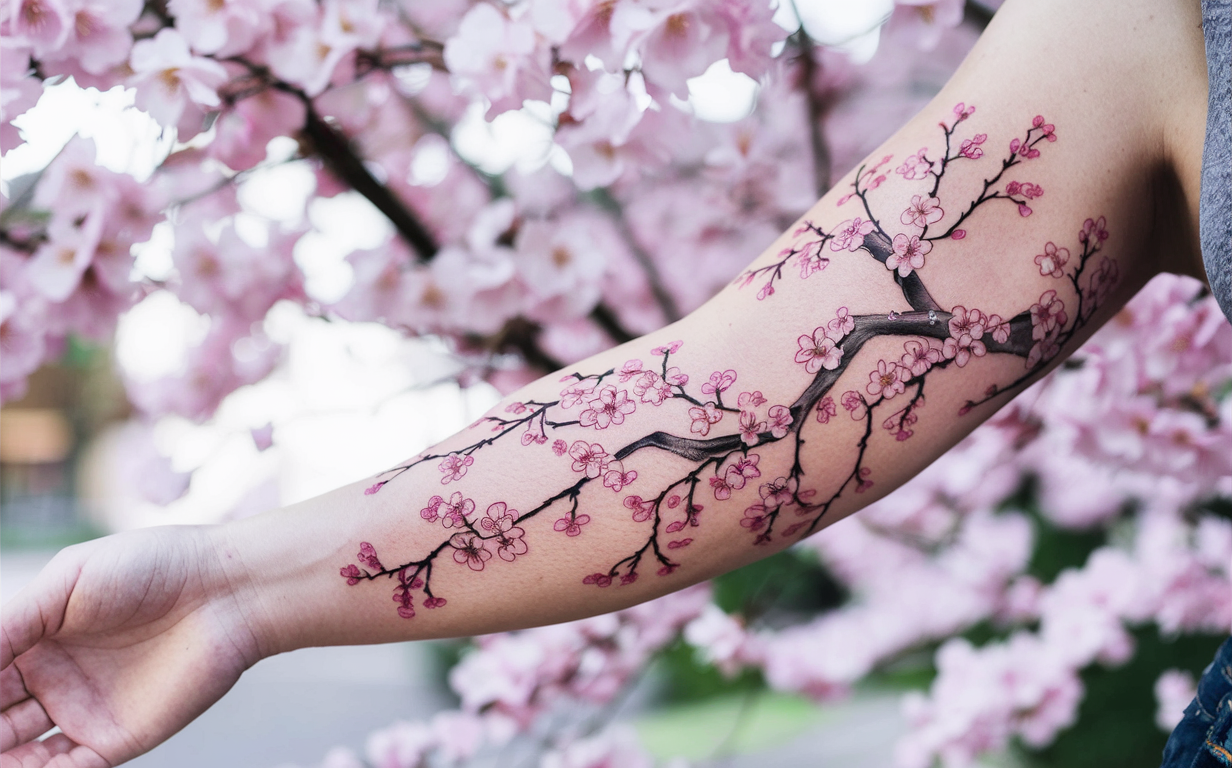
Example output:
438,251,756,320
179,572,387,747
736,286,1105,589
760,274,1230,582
1,0,1228,766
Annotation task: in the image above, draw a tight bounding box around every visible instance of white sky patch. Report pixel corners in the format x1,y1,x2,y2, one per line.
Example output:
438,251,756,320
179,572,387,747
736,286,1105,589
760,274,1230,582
452,100,559,175
686,59,760,123
793,0,890,61
114,291,211,382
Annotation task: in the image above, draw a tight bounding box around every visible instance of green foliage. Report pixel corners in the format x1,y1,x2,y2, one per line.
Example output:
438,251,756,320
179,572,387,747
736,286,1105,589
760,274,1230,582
1019,627,1225,768
711,547,848,618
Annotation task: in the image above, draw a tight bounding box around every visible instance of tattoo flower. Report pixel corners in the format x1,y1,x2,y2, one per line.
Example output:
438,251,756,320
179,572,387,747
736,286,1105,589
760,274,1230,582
602,462,637,492
688,402,723,436
900,195,943,229
867,359,907,399
554,514,591,536
438,453,474,484
887,233,932,277
830,216,875,252
767,405,793,438
738,410,766,445
701,369,737,396
815,395,837,424
569,440,610,478
795,327,842,373
901,339,942,377
624,495,656,522
1030,290,1068,340
450,533,492,571
579,385,636,429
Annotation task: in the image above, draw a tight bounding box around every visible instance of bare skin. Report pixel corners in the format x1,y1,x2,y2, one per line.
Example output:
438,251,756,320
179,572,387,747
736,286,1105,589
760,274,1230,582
0,0,1211,766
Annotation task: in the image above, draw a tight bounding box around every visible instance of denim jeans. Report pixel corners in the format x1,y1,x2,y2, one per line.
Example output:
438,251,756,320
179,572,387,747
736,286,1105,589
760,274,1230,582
1162,637,1232,768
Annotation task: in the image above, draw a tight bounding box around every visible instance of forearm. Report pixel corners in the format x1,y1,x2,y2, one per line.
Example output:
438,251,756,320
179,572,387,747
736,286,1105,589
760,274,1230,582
219,0,1203,657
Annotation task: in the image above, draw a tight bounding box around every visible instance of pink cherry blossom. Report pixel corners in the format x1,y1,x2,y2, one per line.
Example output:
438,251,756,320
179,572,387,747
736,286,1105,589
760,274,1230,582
688,402,722,436
1030,290,1069,340
841,390,867,419
700,369,737,395
796,239,830,279
357,542,383,571
943,308,989,367
985,314,1011,344
740,504,770,531
443,3,550,115
737,410,766,445
602,463,637,492
579,385,636,429
450,532,492,571
887,233,932,277
1079,216,1110,245
895,147,935,180
553,514,591,537
650,340,683,356
127,28,228,130
737,391,767,409
9,0,70,54
340,564,362,585
900,195,944,229
624,495,656,523
958,133,986,159
815,396,837,424
632,370,672,405
795,327,843,374
866,359,907,399
900,339,942,377
767,404,793,438
758,476,797,510
830,217,875,252
435,492,476,528
479,502,527,562
827,307,855,339
723,453,762,491
1033,242,1069,278
438,452,474,484
568,440,610,478
618,359,645,381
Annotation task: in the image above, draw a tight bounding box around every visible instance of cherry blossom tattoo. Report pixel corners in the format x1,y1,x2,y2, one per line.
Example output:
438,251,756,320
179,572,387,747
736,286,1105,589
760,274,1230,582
341,103,1119,618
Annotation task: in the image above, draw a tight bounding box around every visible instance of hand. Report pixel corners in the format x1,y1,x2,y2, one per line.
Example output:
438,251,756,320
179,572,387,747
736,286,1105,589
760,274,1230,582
1,526,264,768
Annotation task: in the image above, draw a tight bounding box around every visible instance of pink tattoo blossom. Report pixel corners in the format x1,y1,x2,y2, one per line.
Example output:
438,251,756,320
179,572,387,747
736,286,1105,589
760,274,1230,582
1030,290,1069,340
901,339,940,377
795,327,843,373
582,572,612,587
479,502,527,562
1079,216,1109,245
958,133,986,159
1034,241,1069,278
767,405,793,438
341,564,362,585
701,369,737,396
560,381,595,409
450,533,492,571
650,340,683,355
900,195,943,229
551,439,568,456
741,504,770,531
867,359,907,399
602,462,637,492
358,542,383,571
815,396,837,424
986,314,1011,344
737,391,767,409
579,385,636,429
554,514,591,536
738,410,766,445
943,307,989,367
618,359,645,381
827,307,854,339
830,217,875,251
438,453,474,484
953,102,975,120
437,492,477,528
895,147,936,180
624,495,656,522
887,233,932,277
688,402,723,436
569,440,610,478
796,239,830,278
633,371,672,405
841,390,867,420
759,476,798,510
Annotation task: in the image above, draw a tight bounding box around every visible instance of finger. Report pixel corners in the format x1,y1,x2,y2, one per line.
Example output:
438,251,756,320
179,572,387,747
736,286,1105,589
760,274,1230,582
0,667,30,711
41,735,108,768
0,730,75,768
0,698,53,753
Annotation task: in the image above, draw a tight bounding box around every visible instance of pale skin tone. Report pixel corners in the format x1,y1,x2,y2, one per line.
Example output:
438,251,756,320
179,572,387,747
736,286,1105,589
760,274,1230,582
0,0,1213,765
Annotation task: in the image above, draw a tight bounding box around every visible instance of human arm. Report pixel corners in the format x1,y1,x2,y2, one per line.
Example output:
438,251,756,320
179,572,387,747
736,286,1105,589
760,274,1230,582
0,0,1211,765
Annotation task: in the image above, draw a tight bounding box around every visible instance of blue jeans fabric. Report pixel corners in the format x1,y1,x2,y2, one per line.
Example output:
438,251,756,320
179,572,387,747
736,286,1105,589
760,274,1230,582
1162,637,1232,768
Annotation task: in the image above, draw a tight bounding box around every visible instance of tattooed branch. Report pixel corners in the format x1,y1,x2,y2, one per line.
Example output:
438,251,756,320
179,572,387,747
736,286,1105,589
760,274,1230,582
341,103,1119,619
